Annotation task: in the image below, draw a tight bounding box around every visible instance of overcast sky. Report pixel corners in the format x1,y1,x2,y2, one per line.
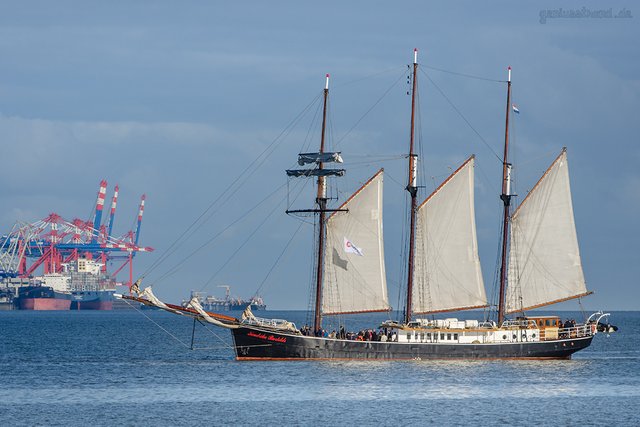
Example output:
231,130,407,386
1,1,638,310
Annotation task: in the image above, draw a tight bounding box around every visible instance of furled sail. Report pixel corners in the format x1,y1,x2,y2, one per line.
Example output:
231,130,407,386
412,156,487,314
286,169,345,177
322,169,390,315
506,149,590,313
298,152,344,166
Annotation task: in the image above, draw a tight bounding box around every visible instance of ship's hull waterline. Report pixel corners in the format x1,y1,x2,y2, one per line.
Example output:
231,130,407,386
71,300,113,310
15,286,73,310
70,291,115,310
17,298,72,311
231,326,593,360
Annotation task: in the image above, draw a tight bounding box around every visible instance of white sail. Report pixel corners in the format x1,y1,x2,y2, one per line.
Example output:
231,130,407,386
322,170,390,315
412,157,487,314
506,149,590,313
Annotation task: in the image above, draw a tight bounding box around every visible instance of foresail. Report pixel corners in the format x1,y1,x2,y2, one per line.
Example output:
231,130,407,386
412,157,487,314
322,170,390,315
506,149,589,313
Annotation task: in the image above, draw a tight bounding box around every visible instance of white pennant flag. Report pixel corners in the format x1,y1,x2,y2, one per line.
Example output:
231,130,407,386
344,237,364,256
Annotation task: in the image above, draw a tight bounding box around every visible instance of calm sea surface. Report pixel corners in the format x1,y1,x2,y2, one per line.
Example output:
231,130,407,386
0,310,638,426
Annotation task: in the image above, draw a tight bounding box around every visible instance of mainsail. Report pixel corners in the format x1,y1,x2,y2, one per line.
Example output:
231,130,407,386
322,169,390,315
412,156,487,314
506,149,590,313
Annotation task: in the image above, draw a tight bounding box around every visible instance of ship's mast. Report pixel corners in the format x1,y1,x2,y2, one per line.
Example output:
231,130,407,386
404,49,419,325
497,66,512,325
313,74,330,334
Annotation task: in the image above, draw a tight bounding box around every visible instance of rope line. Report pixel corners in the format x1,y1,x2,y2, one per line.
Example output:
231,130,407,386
335,69,406,148
121,297,192,349
198,189,289,291
421,68,503,163
253,220,305,298
122,297,274,351
423,64,506,83
334,66,405,89
194,320,235,350
140,92,323,280
150,183,288,286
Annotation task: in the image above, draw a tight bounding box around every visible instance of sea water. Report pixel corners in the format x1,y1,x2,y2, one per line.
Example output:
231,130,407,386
0,310,638,426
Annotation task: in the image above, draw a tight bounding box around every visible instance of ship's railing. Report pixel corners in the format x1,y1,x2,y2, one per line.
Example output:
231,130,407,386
241,315,298,332
540,323,595,341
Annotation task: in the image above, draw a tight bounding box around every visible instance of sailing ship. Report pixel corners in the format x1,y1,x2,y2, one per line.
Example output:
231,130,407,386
120,50,615,360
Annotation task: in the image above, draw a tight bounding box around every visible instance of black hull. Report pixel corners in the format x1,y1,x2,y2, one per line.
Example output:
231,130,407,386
231,326,593,360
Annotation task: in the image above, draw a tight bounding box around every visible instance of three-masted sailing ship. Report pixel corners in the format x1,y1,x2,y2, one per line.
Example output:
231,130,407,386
121,50,614,360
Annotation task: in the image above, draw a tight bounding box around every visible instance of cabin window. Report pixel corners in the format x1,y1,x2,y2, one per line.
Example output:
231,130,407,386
538,320,543,326
426,332,431,340
420,333,425,341
447,333,452,340
453,333,459,340
502,335,507,340
440,333,445,340
406,333,411,340
545,320,551,327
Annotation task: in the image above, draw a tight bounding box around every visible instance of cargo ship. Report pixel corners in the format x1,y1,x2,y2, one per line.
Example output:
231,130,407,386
0,290,15,310
67,258,116,310
71,290,115,310
15,274,72,310
15,258,115,310
184,286,266,312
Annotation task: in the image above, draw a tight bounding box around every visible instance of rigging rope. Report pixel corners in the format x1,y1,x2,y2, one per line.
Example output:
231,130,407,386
140,92,323,281
423,64,507,83
335,69,407,148
198,188,290,292
420,68,503,163
487,196,507,321
121,296,270,351
138,61,511,314
150,182,288,286
192,319,236,350
252,220,305,299
300,92,325,154
334,66,406,89
121,297,193,349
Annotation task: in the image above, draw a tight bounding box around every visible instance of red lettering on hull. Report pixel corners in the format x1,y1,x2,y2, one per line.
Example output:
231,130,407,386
247,331,287,343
